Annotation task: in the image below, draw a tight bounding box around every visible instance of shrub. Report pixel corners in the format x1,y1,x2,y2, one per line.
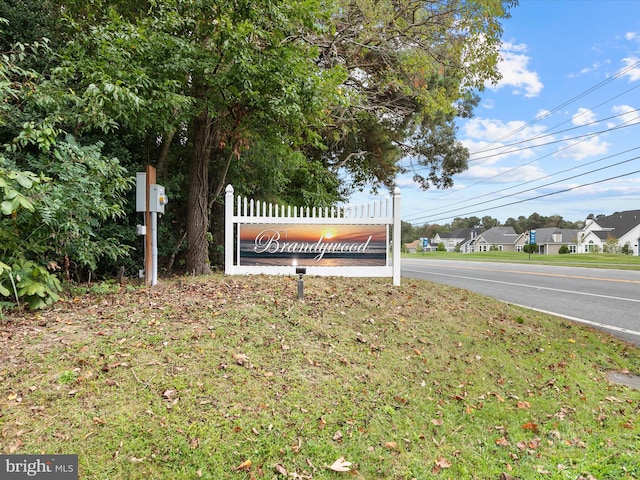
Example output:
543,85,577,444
558,245,569,254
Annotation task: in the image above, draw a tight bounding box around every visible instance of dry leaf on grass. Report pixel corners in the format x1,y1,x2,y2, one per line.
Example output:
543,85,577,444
235,459,252,471
273,463,287,476
329,457,351,472
432,457,451,474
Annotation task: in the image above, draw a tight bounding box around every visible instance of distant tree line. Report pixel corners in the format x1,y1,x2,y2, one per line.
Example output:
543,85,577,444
401,213,584,244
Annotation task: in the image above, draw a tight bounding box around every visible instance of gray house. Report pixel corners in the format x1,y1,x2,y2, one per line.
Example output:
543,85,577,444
470,226,524,252
529,228,579,255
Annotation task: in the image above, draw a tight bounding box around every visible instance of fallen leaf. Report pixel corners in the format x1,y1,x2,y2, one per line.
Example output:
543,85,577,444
235,459,252,471
432,457,451,474
333,430,343,441
233,353,249,365
274,464,288,476
495,436,510,447
517,401,531,409
318,417,326,430
383,441,398,451
162,389,177,400
329,457,351,472
431,418,443,426
522,422,538,431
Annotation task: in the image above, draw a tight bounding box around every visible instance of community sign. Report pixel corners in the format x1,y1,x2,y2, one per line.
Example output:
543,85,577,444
239,224,387,267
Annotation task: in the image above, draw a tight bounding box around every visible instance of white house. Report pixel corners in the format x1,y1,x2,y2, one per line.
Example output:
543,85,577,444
433,228,482,252
578,210,640,255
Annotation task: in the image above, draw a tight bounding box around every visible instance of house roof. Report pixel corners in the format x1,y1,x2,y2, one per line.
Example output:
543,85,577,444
592,210,640,238
532,228,579,244
476,226,519,244
439,227,482,239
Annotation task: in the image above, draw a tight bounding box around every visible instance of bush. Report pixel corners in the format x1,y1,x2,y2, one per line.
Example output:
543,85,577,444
1,138,132,308
558,245,569,254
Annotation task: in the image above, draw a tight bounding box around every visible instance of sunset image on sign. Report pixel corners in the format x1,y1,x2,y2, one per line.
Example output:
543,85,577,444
238,224,388,267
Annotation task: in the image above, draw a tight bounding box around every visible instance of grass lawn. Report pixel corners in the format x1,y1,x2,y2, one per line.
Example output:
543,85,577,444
1,274,639,479
404,251,640,270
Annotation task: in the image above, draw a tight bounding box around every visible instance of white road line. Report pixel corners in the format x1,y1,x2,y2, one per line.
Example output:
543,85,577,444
505,303,640,338
403,269,640,304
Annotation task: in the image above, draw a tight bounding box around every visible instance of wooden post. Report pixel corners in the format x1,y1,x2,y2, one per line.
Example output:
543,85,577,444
145,165,156,286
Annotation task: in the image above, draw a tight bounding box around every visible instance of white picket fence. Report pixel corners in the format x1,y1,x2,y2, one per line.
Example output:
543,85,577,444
224,184,401,285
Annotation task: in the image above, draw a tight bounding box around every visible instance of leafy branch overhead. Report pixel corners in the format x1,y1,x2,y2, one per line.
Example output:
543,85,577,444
1,0,517,288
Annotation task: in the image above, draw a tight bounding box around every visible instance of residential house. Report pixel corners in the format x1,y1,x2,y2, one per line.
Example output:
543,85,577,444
470,226,524,252
529,227,579,255
433,228,482,252
578,211,640,255
405,238,438,253
404,239,420,254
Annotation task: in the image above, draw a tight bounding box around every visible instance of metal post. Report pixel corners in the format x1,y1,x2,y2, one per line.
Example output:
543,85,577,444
151,211,158,286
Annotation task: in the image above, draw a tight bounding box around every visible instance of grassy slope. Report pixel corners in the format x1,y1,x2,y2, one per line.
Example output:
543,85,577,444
1,274,639,479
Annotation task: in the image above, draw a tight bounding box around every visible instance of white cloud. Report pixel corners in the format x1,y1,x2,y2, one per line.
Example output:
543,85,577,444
461,117,549,163
625,32,637,41
462,163,546,184
536,109,551,120
572,108,597,127
481,98,494,110
489,40,544,98
611,104,640,125
554,135,611,160
619,56,640,81
569,62,603,78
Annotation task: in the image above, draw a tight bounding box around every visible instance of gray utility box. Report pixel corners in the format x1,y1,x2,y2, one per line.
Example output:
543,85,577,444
136,172,168,213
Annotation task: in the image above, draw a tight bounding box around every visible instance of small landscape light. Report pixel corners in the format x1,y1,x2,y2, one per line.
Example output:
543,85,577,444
296,267,306,299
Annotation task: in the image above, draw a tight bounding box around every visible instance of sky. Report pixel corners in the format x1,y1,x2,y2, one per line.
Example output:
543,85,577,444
350,0,640,227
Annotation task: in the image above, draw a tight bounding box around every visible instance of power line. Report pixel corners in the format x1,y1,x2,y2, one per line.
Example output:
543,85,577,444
404,146,640,222
468,59,640,151
465,88,640,160
406,151,640,223
400,61,640,204
467,111,640,162
411,168,640,225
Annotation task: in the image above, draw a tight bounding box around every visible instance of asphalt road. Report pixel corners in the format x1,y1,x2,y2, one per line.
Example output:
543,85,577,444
402,258,640,347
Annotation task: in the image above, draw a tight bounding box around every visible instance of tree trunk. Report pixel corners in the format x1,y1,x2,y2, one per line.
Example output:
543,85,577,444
185,109,214,275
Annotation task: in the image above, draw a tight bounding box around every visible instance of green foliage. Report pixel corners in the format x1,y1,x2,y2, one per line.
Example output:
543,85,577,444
437,242,446,251
1,36,134,308
558,245,569,254
1,257,62,309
